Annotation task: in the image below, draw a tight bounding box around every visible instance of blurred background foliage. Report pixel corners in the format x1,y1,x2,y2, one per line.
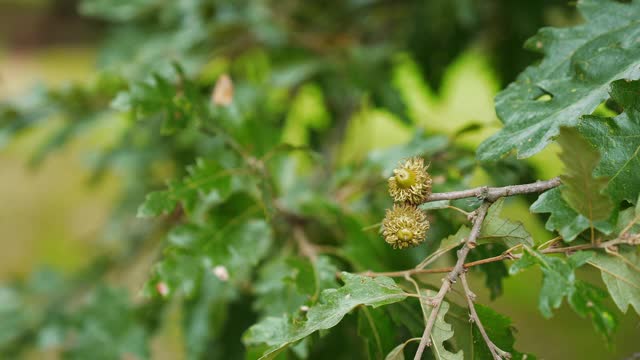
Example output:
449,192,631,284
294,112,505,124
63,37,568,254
0,0,637,359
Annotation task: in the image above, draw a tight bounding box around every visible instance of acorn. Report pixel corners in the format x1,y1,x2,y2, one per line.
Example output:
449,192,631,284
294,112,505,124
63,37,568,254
388,157,432,205
382,203,430,249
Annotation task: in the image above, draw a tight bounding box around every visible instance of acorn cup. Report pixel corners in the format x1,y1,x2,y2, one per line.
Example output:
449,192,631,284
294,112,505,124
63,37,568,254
382,156,433,249
382,203,430,249
388,157,432,205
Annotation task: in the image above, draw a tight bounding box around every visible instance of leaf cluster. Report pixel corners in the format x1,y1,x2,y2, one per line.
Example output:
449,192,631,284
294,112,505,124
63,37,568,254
0,0,639,359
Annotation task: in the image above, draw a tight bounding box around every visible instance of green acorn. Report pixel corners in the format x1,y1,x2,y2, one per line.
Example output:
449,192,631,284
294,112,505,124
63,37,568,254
382,204,430,249
388,157,432,205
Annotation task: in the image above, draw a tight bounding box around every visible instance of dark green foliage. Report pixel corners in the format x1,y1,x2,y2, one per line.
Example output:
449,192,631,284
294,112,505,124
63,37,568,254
472,304,535,360
0,0,639,359
579,79,640,204
243,273,407,359
477,0,640,161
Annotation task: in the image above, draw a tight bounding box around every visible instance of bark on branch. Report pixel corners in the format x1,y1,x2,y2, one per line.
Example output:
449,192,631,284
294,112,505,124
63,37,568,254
411,177,562,359
425,177,561,203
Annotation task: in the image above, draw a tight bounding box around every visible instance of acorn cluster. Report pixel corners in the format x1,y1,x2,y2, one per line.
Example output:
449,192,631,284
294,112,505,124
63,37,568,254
382,157,432,249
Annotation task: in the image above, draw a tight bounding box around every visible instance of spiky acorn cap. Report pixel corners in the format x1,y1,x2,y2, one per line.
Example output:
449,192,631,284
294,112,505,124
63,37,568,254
388,157,432,205
382,204,429,249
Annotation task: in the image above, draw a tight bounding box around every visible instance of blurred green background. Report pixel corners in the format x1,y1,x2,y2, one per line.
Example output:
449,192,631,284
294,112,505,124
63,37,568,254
0,0,637,359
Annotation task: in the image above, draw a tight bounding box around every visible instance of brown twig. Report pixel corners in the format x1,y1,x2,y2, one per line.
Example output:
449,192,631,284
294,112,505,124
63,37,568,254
361,236,635,278
460,272,511,359
413,202,491,360
424,177,561,203
411,177,564,359
293,225,318,262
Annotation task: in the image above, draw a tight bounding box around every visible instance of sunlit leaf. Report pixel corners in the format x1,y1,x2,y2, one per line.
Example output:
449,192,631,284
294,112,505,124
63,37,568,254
588,251,640,315
557,127,613,223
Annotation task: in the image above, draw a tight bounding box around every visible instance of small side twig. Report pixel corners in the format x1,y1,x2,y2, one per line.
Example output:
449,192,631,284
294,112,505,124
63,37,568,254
460,272,511,360
413,202,490,360
361,236,635,278
293,226,317,262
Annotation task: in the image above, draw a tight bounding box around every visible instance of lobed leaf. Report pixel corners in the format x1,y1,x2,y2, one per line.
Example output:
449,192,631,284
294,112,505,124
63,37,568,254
556,127,613,223
477,0,640,161
588,251,640,315
579,79,640,205
531,188,614,242
421,295,463,360
137,158,234,217
509,249,593,318
568,281,617,342
243,273,407,360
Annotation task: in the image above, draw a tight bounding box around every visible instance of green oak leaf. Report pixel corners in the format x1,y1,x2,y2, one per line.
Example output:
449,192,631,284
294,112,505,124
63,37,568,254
473,304,536,360
557,127,613,223
384,338,420,360
111,65,206,134
137,158,233,217
385,343,407,360
509,249,593,318
254,256,339,317
146,219,272,357
425,299,463,360
568,281,617,342
327,205,411,272
183,277,232,360
253,256,311,317
510,248,617,340
478,198,533,248
536,251,593,318
477,0,640,161
66,287,149,360
414,290,462,360
358,307,397,360
440,225,470,249
387,295,534,360
443,298,535,360
146,219,272,297
413,225,469,270
588,251,640,315
530,188,614,241
243,273,407,360
386,302,426,337
419,200,451,211
579,79,640,204
615,195,640,234
531,188,616,242
466,197,535,299
382,299,463,360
